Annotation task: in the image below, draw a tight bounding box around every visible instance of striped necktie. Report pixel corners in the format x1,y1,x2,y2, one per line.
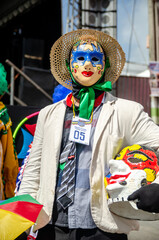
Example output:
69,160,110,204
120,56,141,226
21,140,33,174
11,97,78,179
57,141,76,209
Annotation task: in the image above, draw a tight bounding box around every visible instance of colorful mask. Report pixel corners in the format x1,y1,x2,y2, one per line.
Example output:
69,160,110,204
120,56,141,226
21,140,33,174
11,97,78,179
70,39,105,86
105,144,159,220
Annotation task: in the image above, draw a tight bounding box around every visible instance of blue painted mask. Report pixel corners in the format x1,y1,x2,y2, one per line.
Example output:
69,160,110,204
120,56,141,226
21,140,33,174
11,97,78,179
71,42,104,68
70,40,105,87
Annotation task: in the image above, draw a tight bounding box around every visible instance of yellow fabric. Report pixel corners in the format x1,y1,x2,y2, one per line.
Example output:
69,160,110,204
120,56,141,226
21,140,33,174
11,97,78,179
0,209,34,240
0,102,19,199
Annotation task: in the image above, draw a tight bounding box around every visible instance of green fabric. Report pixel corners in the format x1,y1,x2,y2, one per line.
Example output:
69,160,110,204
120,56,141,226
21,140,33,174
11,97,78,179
59,162,66,171
78,81,112,119
0,63,8,95
0,106,10,125
0,194,41,205
66,58,112,119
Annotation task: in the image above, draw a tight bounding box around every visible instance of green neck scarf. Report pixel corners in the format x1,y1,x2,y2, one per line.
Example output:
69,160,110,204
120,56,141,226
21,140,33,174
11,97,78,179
66,58,112,119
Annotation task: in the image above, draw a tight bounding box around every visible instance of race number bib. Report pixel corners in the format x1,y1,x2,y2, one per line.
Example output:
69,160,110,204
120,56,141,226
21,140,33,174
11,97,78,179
69,116,91,145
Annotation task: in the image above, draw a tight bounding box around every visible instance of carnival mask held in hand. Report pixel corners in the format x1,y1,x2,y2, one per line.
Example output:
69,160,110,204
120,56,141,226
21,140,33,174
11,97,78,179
105,144,159,220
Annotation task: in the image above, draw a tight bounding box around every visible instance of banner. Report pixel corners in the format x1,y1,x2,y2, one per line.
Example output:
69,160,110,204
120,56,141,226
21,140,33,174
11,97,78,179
149,62,159,124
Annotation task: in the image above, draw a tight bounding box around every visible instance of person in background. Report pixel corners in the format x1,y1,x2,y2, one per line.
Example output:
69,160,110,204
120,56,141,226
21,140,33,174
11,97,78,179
52,84,72,103
17,29,159,240
0,63,18,200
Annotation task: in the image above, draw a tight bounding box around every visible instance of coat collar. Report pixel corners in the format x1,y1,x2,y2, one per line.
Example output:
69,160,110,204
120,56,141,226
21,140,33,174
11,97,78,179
65,92,105,108
104,92,117,104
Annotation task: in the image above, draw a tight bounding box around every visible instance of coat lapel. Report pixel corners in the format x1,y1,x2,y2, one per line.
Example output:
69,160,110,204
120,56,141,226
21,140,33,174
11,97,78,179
93,93,116,151
50,102,66,167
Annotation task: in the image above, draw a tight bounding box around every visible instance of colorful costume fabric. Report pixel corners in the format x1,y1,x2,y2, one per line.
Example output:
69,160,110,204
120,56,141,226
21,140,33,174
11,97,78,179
0,102,18,199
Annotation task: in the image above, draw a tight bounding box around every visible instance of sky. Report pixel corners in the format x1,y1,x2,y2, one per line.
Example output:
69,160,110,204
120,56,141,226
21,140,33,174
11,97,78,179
117,0,149,66
61,0,149,74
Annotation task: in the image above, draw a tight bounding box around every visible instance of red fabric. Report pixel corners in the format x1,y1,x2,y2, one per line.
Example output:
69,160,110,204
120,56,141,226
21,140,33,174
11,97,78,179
27,236,36,240
94,92,104,107
0,201,43,222
24,124,36,136
66,93,73,107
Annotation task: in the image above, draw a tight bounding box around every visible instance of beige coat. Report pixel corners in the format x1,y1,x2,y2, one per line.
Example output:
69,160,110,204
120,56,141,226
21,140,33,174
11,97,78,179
18,93,159,234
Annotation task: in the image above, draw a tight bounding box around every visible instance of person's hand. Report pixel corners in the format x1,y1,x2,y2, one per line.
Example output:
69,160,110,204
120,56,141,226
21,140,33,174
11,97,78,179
128,183,159,213
27,226,38,240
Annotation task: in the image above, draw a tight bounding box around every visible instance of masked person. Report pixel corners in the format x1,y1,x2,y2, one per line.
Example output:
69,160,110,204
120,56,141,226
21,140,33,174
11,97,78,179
17,29,159,240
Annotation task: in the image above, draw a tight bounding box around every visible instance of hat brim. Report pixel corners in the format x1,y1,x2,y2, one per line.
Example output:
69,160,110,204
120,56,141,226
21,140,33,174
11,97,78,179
50,29,126,90
108,199,159,221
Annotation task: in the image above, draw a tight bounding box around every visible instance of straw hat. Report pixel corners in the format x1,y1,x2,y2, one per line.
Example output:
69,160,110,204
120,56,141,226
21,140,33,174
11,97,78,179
50,29,125,90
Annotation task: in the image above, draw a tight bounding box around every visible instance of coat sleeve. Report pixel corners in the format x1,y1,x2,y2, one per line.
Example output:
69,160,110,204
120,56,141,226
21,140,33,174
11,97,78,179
128,103,159,150
122,101,159,183
17,109,44,199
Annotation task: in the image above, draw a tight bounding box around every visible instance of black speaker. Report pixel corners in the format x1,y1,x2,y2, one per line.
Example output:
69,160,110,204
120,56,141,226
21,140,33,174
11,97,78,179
18,66,57,107
22,38,44,68
81,0,117,38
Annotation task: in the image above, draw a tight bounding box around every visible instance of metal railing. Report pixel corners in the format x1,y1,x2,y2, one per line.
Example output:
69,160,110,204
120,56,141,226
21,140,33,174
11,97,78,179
5,59,53,106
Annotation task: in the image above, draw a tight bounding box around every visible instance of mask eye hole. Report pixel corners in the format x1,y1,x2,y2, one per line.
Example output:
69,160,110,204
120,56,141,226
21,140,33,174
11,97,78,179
128,158,143,163
92,57,99,62
119,181,127,186
77,56,85,61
